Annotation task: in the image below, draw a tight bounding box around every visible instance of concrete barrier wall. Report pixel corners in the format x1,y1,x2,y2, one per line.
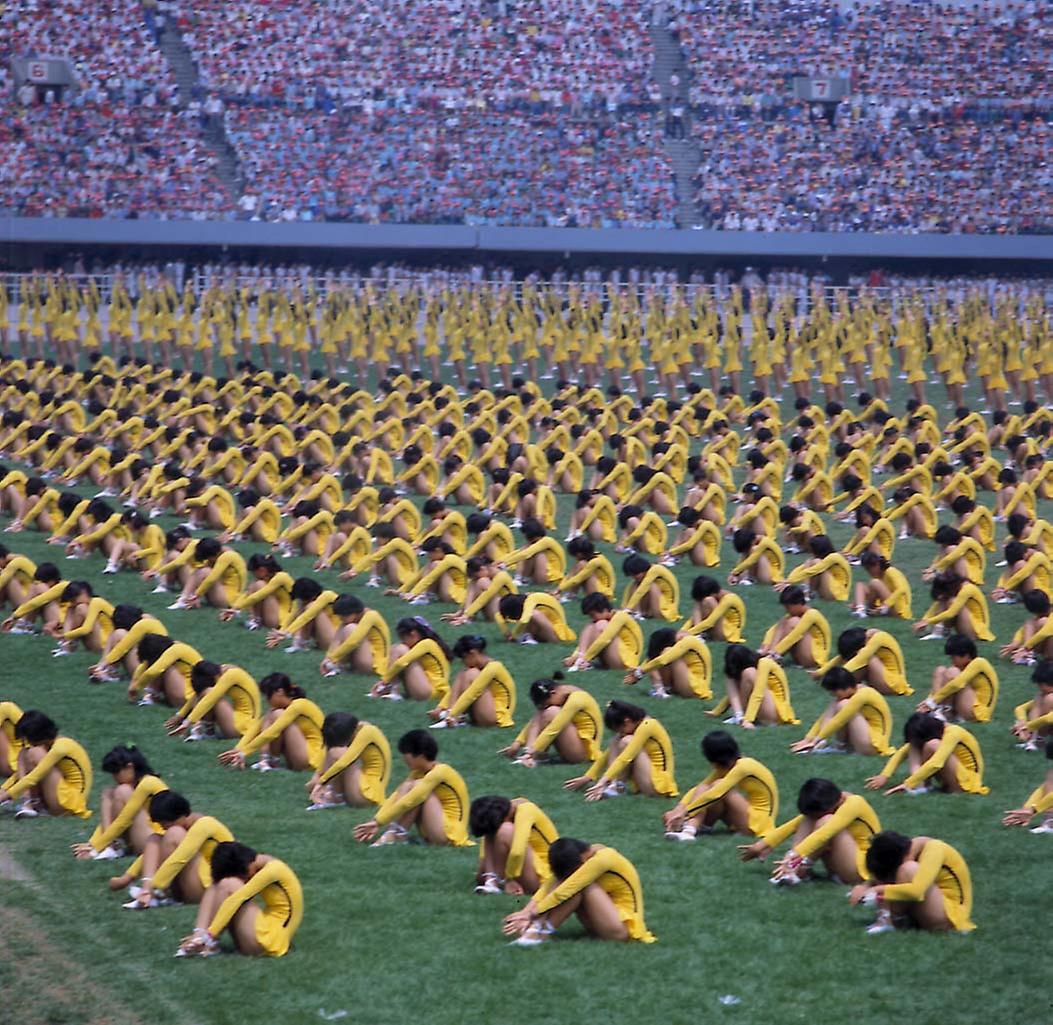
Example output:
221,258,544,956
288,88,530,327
4,217,1053,262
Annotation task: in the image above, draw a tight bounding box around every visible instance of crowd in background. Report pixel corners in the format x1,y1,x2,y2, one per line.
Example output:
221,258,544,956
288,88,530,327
1,0,1051,232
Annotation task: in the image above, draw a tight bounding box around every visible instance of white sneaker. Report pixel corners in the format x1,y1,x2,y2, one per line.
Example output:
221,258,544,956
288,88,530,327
1029,818,1053,834
722,713,743,725
250,757,279,772
92,842,127,861
919,632,944,641
380,691,404,701
284,642,309,653
512,923,553,947
518,635,539,645
602,781,627,799
14,800,42,819
151,584,169,594
306,799,345,812
244,618,261,631
866,911,897,935
649,685,671,699
770,871,804,886
185,723,214,742
8,622,36,635
102,562,119,574
137,694,159,707
366,576,382,588
167,599,191,610
370,825,409,847
664,827,698,842
474,873,504,895
408,595,430,606
51,646,73,658
904,785,931,795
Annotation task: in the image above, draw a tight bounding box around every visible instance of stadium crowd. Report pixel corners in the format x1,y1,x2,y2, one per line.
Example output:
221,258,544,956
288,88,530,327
0,1,231,220
178,0,656,109
666,0,1053,232
1,0,1051,231
226,106,675,226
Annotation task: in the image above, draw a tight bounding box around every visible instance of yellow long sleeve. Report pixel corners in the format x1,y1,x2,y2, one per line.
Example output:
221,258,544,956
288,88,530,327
153,816,234,890
87,775,167,851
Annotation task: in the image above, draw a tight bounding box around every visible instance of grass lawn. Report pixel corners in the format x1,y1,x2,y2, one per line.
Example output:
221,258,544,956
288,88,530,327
1,381,1049,1025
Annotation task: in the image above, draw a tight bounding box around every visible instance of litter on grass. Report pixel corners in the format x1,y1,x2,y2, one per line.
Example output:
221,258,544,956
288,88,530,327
718,995,742,1006
318,1011,348,1021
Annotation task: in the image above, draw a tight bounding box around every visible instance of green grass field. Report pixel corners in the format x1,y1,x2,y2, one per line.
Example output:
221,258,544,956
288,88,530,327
2,385,1051,1025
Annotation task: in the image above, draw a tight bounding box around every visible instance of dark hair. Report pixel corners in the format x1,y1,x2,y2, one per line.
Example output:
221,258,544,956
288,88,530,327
933,525,961,547
796,777,841,816
34,562,61,584
259,672,305,701
397,728,438,760
61,580,94,603
14,710,58,745
111,604,144,631
779,585,807,607
322,712,359,748
821,667,857,693
332,594,364,618
548,837,590,880
723,643,759,681
580,592,612,616
566,536,596,560
903,712,945,745
1023,589,1052,616
469,795,512,838
808,534,834,558
701,730,739,767
622,554,651,577
452,634,487,659
1007,512,1031,539
854,505,879,528
247,553,281,575
691,575,720,601
930,571,963,601
101,744,155,780
190,660,222,694
836,627,867,661
944,634,977,659
394,616,452,659
529,674,565,707
1004,540,1029,566
148,789,191,825
291,577,323,602
865,831,912,883
1033,661,1053,686
210,841,258,882
603,700,646,730
860,551,890,572
646,627,679,660
731,528,756,554
137,633,174,663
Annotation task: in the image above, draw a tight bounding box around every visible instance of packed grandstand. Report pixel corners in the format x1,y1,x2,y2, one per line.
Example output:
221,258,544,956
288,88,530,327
2,0,1050,232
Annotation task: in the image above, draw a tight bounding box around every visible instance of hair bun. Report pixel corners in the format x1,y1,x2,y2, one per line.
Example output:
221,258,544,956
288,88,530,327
552,671,565,681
